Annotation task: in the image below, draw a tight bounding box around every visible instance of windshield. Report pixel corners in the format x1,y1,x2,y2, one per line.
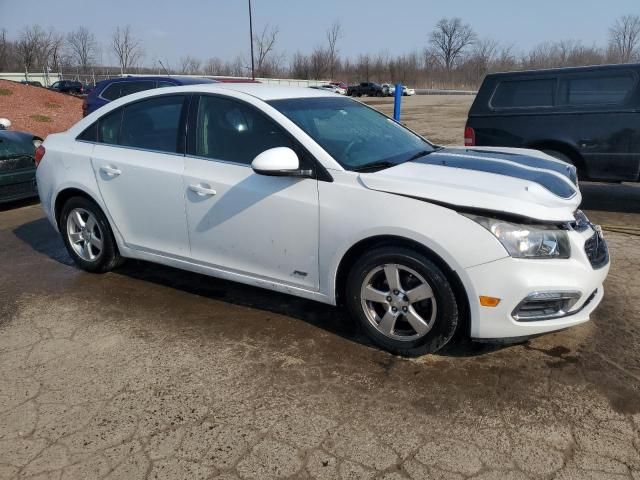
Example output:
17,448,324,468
268,97,435,171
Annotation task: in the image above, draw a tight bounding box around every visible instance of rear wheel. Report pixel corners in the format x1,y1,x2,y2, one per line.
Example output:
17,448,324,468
345,246,459,356
60,196,122,273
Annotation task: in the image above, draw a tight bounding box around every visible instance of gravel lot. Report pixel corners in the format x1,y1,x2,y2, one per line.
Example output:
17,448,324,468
1,94,639,479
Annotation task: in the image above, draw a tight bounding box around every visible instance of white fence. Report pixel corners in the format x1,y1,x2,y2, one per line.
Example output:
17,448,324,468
0,72,62,85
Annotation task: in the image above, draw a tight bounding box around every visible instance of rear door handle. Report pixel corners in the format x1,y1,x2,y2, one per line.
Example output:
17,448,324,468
100,165,121,177
188,184,217,197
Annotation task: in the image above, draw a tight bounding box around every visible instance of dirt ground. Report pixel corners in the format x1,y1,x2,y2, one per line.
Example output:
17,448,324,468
362,95,474,145
1,95,639,480
0,80,83,138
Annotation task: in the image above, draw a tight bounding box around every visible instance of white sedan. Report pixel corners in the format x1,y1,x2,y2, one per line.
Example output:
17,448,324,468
312,84,346,95
35,84,609,355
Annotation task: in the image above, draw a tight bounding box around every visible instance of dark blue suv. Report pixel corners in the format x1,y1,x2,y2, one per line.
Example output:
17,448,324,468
82,76,218,117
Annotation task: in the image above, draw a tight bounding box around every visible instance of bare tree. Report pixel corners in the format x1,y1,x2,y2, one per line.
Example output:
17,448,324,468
0,29,9,71
16,25,47,75
67,27,98,73
290,51,311,79
112,25,143,75
253,25,279,76
429,17,476,70
179,55,201,75
326,21,342,80
309,47,329,80
609,14,640,63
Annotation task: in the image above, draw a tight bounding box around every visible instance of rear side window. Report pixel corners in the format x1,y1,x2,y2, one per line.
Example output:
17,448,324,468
101,83,121,101
558,73,635,106
491,79,555,109
157,81,176,88
120,81,156,98
98,108,123,144
119,95,185,153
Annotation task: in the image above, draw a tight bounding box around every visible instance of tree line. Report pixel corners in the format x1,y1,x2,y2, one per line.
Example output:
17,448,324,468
1,15,639,89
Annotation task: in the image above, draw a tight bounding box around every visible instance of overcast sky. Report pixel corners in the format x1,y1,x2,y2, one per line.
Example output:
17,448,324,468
1,0,638,68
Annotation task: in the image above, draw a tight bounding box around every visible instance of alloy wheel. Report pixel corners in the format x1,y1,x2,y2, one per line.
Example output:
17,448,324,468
66,207,104,262
360,263,437,341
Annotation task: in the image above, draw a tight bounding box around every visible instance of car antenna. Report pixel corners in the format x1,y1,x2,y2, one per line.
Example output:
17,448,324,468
158,60,171,77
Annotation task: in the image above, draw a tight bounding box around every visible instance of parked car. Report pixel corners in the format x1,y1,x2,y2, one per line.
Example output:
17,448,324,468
82,76,218,117
329,82,348,91
313,84,346,95
0,119,42,204
20,80,43,87
466,63,640,182
347,82,384,97
49,80,84,95
36,84,609,356
381,84,395,96
402,86,416,96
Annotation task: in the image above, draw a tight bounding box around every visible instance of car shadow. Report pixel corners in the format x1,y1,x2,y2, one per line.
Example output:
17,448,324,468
0,197,39,212
580,181,640,213
13,217,515,358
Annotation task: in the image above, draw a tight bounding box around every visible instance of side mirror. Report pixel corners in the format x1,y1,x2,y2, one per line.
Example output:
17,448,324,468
251,147,312,177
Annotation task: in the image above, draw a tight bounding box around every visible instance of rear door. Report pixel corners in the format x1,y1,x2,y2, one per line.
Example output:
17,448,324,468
90,94,191,256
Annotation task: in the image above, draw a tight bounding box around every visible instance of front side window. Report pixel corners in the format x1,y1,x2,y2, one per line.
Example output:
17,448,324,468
269,97,434,170
119,95,185,153
558,72,635,106
492,79,556,109
193,95,294,165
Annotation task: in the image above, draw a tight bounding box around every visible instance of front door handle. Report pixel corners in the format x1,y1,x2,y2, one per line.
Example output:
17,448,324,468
188,184,217,197
100,165,121,177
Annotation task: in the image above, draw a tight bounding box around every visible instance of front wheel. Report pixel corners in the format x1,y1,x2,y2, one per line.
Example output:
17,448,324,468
60,196,123,273
345,247,459,356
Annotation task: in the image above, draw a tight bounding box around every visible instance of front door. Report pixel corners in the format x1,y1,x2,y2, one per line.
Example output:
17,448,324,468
183,94,319,289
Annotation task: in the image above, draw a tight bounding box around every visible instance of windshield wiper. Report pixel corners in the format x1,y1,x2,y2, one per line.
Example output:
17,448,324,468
352,161,398,173
406,147,443,162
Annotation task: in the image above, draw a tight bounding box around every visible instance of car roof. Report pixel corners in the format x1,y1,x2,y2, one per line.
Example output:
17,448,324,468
169,83,341,101
486,62,640,78
95,76,218,87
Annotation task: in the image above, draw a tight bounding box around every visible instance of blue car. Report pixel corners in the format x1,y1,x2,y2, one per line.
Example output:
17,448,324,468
82,76,218,117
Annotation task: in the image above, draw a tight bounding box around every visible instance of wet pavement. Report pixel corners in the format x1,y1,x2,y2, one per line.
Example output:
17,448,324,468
0,183,639,480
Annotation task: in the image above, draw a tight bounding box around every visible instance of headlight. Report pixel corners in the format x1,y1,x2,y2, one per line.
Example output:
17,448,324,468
463,214,571,259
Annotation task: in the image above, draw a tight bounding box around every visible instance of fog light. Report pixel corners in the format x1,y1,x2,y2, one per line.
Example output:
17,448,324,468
512,291,581,321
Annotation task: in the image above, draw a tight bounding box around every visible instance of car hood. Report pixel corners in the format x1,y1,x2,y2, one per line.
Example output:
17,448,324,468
359,147,581,222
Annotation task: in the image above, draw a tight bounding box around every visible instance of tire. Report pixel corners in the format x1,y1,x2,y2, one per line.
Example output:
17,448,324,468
345,246,459,356
59,196,123,273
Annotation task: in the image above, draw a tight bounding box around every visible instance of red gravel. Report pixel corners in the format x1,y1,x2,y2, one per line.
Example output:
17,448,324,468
0,79,83,138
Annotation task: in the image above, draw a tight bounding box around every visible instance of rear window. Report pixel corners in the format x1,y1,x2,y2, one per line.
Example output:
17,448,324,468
558,73,635,106
491,79,555,109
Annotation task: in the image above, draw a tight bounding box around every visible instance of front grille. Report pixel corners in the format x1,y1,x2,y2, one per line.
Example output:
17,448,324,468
584,232,609,269
0,181,37,199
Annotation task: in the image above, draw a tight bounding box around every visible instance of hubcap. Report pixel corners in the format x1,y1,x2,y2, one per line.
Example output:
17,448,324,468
66,208,103,262
360,264,437,342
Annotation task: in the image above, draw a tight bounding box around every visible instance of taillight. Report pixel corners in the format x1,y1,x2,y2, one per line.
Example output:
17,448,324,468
34,145,45,167
464,126,476,147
